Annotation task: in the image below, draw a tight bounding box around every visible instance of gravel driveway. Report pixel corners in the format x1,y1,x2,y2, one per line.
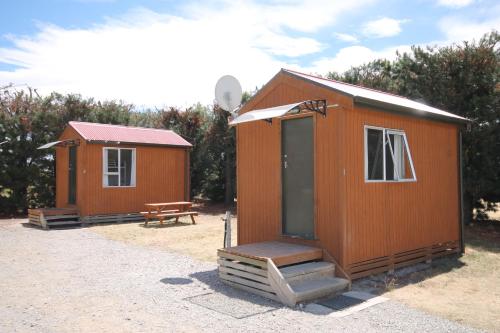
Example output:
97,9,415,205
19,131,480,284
0,219,481,333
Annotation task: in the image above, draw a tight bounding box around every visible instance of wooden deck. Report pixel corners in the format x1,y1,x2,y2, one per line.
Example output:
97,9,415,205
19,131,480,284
30,208,79,216
219,241,323,267
28,208,146,229
217,241,350,306
28,208,80,229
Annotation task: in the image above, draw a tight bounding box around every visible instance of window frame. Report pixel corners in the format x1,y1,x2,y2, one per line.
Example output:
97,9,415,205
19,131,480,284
364,125,417,183
102,147,136,188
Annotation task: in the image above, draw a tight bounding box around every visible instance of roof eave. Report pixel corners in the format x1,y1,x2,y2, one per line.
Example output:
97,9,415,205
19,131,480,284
85,140,192,148
281,69,355,99
67,121,88,140
238,70,285,115
354,96,471,125
282,69,471,125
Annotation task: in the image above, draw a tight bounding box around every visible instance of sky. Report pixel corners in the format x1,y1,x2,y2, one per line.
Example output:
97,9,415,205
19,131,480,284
0,0,498,108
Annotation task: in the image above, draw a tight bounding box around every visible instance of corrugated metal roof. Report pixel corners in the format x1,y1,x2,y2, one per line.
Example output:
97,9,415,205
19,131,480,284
68,121,192,147
282,69,469,123
229,102,302,126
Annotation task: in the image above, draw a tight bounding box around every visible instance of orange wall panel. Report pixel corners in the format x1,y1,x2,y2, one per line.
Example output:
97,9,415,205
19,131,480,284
343,106,460,265
237,73,350,264
236,71,461,270
81,144,187,216
56,126,85,210
56,125,189,217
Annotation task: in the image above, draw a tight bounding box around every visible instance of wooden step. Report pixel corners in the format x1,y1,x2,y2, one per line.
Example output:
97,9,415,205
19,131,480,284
290,277,350,303
28,208,81,230
280,261,335,282
220,241,323,267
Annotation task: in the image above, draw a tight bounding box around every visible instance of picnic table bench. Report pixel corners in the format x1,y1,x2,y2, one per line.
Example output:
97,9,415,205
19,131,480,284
141,201,197,226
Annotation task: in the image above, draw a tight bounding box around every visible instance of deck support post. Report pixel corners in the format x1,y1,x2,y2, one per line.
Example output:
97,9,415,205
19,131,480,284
223,211,232,248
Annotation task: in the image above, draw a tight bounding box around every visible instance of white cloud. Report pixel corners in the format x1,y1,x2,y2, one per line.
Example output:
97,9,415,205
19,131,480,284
334,32,359,43
306,44,412,74
0,1,373,107
252,33,323,57
437,0,474,8
438,14,500,42
313,4,499,76
313,5,498,76
184,0,375,34
362,17,408,38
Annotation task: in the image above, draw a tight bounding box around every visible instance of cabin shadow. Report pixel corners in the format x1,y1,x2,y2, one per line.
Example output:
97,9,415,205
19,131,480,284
464,221,500,254
353,254,466,295
20,222,82,231
21,222,46,230
21,218,198,230
160,277,193,285
138,221,193,229
192,202,237,217
188,269,283,309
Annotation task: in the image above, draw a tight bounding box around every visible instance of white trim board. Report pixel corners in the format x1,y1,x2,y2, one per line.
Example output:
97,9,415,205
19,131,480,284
364,125,417,183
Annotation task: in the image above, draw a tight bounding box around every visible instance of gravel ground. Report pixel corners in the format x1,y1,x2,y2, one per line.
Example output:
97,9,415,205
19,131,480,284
0,219,482,333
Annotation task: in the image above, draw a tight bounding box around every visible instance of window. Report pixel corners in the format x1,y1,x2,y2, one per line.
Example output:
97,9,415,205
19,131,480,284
364,126,416,182
103,148,136,187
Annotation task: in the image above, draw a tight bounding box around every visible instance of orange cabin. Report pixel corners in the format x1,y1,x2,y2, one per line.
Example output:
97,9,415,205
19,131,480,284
53,121,191,219
230,69,469,279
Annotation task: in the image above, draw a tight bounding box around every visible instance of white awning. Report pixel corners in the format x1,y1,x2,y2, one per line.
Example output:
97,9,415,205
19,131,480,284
229,102,302,126
38,141,63,149
38,139,78,149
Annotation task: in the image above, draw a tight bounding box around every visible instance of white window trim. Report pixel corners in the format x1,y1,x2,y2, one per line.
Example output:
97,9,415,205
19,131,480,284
364,125,417,183
102,147,136,188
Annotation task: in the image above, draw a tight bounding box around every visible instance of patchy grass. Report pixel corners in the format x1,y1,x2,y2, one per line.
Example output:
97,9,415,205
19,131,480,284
89,203,237,262
368,222,500,332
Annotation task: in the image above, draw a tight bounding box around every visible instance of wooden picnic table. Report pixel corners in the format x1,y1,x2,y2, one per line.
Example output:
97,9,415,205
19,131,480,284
142,201,197,226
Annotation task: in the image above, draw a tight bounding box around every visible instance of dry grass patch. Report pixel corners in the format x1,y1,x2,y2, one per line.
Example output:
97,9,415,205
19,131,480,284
89,204,236,262
380,223,500,332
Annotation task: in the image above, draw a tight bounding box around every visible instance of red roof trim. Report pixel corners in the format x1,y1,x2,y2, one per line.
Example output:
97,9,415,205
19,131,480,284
67,121,192,147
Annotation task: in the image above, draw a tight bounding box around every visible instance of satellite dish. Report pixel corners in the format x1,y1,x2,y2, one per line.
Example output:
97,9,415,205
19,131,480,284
215,75,242,114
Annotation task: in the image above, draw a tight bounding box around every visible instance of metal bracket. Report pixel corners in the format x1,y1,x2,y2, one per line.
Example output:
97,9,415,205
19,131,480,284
61,139,80,147
300,99,327,117
260,99,327,124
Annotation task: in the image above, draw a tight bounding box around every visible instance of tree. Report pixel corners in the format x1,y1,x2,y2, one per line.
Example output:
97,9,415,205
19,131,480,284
204,105,235,203
204,91,253,205
328,59,396,93
161,104,210,198
0,88,135,216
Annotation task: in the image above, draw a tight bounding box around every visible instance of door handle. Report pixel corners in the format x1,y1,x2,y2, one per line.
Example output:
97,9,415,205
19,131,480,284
284,161,288,169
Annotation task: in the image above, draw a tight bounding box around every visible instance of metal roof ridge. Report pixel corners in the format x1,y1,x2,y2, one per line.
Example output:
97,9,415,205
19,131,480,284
69,121,174,133
281,68,469,123
281,68,411,100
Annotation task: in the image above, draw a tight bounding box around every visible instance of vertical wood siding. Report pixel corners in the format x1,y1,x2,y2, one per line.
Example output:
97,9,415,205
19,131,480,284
344,105,460,266
56,126,85,211
237,120,281,244
56,126,189,217
237,74,351,265
81,144,187,217
236,72,460,270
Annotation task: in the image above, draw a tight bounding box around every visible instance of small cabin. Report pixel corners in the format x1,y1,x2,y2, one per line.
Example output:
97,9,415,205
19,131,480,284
217,69,469,305
31,121,191,227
